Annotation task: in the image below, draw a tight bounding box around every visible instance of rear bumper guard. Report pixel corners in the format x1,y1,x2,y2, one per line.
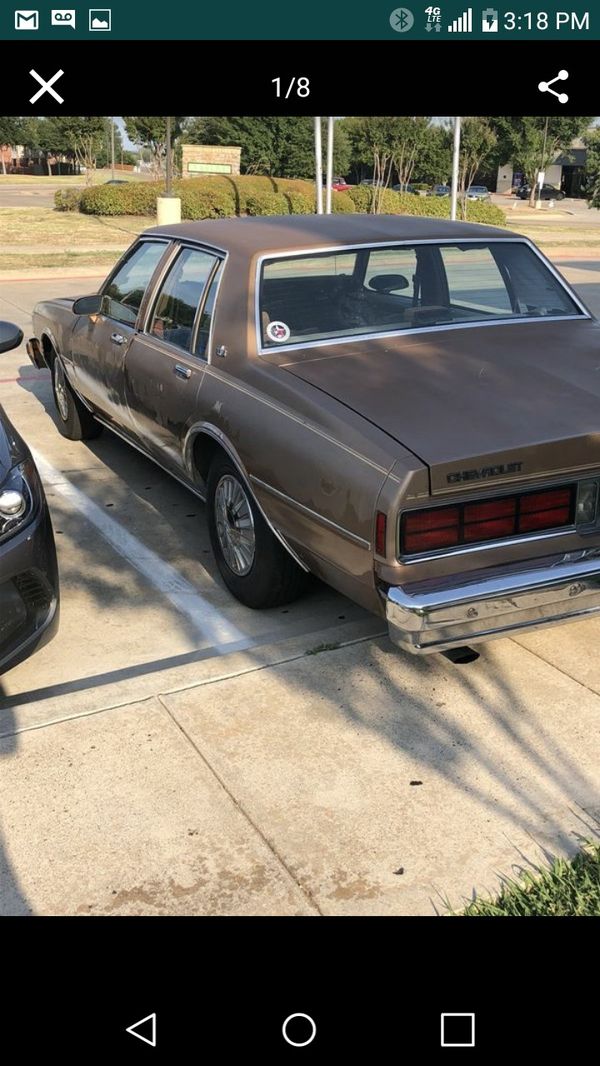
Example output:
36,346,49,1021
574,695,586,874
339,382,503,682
26,337,46,370
384,549,600,654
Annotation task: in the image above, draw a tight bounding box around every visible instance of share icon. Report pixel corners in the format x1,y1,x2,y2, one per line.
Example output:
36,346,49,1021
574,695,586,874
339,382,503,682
538,69,569,104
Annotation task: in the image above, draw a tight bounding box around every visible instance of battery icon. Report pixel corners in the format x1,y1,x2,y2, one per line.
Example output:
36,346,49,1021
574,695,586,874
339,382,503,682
482,7,498,31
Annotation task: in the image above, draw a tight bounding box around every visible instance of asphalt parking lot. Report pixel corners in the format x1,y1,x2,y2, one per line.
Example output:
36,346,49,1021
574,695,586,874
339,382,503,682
1,263,599,916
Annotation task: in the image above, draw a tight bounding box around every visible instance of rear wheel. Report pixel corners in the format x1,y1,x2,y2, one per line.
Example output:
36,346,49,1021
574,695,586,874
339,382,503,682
206,455,308,609
52,357,101,440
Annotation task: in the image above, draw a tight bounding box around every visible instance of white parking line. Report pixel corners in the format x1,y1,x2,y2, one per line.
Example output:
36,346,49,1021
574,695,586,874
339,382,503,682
32,450,247,650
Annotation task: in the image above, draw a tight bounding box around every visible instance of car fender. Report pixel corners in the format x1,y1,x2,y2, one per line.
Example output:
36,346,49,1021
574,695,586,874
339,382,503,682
184,421,309,571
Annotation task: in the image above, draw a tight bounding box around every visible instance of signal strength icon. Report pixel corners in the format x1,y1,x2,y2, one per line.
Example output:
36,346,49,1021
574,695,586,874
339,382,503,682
447,7,473,31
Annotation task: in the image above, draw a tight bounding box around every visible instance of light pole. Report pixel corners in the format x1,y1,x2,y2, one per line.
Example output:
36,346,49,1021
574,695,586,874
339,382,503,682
325,117,334,214
110,117,115,181
314,117,323,214
450,116,461,221
166,115,172,197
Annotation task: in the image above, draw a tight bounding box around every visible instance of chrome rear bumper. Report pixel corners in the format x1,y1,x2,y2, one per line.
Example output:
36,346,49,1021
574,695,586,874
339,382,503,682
385,549,600,654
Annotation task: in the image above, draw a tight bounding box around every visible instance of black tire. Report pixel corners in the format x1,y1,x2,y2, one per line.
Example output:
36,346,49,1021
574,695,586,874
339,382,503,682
206,455,308,609
52,357,102,440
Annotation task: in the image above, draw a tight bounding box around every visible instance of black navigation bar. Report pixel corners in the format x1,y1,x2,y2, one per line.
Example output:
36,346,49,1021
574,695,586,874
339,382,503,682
4,41,598,114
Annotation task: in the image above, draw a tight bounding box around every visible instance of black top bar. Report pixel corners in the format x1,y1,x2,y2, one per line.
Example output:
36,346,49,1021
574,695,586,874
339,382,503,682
5,42,598,115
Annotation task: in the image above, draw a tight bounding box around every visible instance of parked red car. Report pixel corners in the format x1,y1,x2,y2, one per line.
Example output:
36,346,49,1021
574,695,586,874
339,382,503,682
327,176,352,192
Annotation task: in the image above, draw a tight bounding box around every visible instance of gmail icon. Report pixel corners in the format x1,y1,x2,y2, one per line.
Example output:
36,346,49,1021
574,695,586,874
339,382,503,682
15,9,39,29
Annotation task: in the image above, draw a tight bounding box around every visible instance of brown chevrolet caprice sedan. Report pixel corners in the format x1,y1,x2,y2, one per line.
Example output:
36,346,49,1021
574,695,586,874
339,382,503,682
26,214,600,654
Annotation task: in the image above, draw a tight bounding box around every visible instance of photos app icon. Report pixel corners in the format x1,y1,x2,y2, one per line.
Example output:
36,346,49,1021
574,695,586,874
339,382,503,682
89,8,111,30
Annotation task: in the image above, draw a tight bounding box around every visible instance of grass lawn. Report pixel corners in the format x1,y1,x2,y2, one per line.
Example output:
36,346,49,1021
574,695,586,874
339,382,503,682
504,219,600,250
0,250,124,270
0,208,143,247
462,844,600,916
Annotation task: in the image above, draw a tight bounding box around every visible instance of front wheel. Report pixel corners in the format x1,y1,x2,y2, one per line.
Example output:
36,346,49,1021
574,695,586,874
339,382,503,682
206,456,308,609
52,358,101,440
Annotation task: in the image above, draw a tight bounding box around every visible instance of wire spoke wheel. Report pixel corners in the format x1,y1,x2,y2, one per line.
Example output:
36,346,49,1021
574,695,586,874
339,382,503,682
53,360,70,422
214,474,256,576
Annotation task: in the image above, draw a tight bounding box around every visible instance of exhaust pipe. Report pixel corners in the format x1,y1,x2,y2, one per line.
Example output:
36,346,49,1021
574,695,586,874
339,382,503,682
442,646,480,664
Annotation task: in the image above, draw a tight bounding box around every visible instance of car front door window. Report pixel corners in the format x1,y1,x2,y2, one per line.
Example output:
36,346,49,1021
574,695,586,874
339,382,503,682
101,241,167,326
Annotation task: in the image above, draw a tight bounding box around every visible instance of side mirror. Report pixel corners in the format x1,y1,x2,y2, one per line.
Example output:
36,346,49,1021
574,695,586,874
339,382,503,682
73,294,103,316
0,321,24,354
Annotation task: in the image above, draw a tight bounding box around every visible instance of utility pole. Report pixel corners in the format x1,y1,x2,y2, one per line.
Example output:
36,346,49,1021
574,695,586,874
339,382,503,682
166,116,172,197
314,117,323,214
110,118,115,181
325,117,334,214
450,116,461,221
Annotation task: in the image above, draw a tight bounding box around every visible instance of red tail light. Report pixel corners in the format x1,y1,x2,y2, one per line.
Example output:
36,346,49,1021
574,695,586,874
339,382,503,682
401,485,575,556
375,511,387,555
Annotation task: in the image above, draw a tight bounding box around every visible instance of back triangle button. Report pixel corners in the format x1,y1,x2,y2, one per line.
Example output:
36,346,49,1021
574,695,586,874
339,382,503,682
126,1012,157,1047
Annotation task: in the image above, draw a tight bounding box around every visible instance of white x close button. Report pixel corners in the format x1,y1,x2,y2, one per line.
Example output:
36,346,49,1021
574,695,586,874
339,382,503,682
29,69,65,104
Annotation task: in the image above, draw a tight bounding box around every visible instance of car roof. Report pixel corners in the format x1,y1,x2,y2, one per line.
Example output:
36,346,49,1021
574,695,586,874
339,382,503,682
146,213,517,255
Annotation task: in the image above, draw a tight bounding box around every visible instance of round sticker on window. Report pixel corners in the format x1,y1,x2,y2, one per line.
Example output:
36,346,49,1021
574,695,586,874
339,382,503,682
266,320,291,343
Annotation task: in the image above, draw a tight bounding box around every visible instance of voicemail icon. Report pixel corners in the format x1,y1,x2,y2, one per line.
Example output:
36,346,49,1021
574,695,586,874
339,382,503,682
15,9,39,29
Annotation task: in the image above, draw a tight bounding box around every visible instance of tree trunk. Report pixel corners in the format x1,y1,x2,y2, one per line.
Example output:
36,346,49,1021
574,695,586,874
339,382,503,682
1,157,6,176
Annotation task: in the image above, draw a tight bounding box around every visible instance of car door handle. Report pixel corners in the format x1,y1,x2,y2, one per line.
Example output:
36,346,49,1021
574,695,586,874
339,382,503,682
174,364,191,380
111,332,126,345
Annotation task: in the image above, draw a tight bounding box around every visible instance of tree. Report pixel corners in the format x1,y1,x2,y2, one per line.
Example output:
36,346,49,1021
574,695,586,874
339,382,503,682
489,116,591,206
411,123,452,184
0,117,21,175
392,116,431,189
19,116,64,175
457,118,497,218
183,116,350,179
583,129,600,207
124,116,184,176
343,117,435,211
344,117,395,210
54,117,106,182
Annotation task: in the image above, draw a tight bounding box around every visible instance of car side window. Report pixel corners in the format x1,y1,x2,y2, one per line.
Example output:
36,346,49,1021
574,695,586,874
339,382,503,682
194,263,222,360
150,247,219,352
101,241,167,327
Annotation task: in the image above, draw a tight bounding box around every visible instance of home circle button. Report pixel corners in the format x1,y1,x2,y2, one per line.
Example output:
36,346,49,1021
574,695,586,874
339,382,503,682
282,1013,317,1047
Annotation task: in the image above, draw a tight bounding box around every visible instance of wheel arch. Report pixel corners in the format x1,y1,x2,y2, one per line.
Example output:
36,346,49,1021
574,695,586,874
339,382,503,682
187,424,309,572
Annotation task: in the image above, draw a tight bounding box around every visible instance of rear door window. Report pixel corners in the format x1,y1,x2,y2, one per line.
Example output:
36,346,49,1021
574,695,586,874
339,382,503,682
149,247,220,351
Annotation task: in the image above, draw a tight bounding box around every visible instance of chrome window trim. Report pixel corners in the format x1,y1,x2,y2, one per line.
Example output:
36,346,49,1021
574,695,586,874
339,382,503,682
255,236,591,356
148,233,229,257
197,256,227,365
249,475,371,550
140,242,227,361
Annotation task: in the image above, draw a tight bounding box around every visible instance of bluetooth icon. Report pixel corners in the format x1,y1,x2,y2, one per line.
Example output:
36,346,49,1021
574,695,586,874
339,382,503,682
389,7,414,32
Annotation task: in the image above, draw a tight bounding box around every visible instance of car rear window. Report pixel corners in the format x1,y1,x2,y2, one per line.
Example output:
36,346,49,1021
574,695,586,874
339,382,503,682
259,240,583,349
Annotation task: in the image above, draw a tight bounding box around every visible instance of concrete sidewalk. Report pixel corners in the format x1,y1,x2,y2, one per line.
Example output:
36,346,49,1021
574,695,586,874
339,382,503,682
1,632,598,916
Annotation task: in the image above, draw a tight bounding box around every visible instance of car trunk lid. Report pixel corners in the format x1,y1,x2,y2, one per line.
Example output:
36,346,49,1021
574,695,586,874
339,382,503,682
279,318,600,494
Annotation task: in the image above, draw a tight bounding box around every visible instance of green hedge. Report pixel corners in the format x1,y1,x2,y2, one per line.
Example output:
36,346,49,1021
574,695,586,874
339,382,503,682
346,186,373,211
54,188,82,212
245,192,289,216
331,192,356,213
76,175,505,227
